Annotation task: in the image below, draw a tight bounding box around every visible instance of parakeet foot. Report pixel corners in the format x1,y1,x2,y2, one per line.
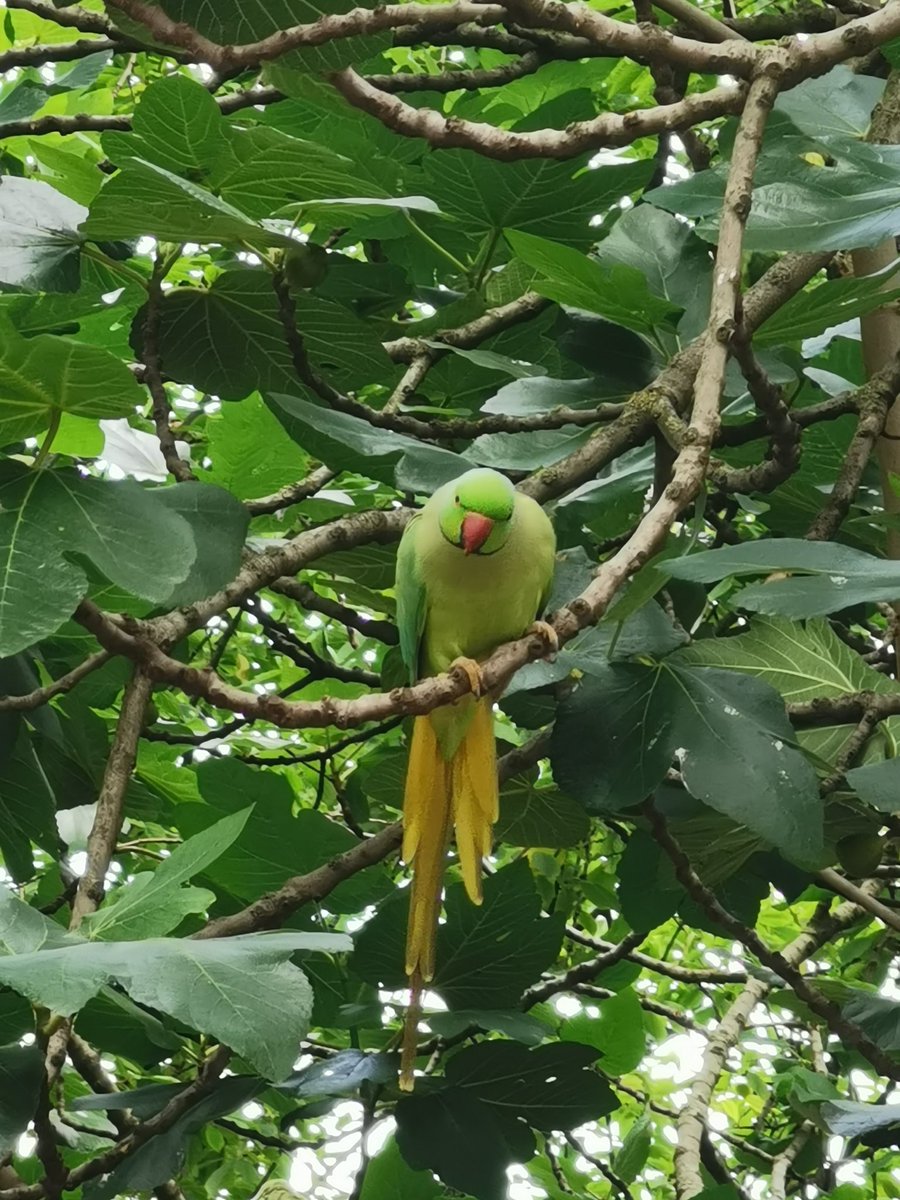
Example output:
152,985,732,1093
450,656,485,697
528,620,559,658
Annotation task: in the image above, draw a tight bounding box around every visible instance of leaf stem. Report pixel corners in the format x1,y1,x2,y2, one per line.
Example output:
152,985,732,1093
471,227,501,290
80,242,150,291
33,408,61,469
404,212,468,276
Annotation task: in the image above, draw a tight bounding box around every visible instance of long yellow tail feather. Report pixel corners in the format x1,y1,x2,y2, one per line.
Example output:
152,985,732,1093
401,699,498,1090
403,716,452,982
451,697,498,904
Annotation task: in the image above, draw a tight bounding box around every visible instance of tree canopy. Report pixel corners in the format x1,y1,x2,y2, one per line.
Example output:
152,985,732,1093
3,2,900,1199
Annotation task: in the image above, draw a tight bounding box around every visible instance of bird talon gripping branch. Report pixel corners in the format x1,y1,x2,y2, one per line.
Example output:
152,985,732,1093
528,619,559,658
449,655,485,698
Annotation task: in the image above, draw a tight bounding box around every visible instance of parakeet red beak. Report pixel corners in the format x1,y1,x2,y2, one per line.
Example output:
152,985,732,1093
461,513,493,554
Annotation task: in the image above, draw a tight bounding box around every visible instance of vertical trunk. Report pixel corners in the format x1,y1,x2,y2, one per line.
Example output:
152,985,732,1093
850,71,900,558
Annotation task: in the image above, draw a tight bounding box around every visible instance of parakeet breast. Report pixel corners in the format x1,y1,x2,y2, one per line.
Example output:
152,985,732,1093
416,494,555,678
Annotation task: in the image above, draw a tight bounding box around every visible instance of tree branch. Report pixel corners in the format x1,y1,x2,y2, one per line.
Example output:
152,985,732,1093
805,353,900,540
5,0,112,35
270,578,399,645
195,733,545,938
105,0,508,69
646,802,900,1085
0,38,120,71
144,253,195,484
330,67,746,160
0,651,111,712
69,669,152,927
670,880,881,1199
244,466,335,516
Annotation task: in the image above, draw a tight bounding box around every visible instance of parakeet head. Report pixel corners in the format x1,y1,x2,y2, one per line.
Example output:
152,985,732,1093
438,468,516,555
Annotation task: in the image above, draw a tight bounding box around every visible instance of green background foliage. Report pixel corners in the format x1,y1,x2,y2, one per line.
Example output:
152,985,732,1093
2,2,900,1200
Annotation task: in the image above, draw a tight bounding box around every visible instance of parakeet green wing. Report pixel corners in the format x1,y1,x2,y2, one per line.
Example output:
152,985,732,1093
395,514,427,685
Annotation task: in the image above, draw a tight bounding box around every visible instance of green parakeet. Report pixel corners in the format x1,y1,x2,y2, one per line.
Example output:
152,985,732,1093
395,467,556,1087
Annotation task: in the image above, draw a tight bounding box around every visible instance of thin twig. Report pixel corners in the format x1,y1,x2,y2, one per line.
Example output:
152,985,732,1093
0,651,111,712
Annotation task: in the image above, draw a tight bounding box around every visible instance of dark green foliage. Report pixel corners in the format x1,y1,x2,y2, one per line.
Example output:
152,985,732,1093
1,14,899,1200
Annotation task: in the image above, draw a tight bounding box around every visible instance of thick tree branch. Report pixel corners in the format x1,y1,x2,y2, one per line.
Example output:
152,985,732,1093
331,68,746,160
105,0,507,69
0,38,119,71
69,669,152,927
815,867,900,932
366,52,545,92
650,0,745,41
5,0,112,33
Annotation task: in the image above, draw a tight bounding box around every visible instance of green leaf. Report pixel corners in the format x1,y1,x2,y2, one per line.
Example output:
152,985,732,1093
266,391,467,491
0,1041,42,1155
595,204,712,341
617,831,682,933
76,988,182,1067
184,757,392,914
665,538,900,617
427,1009,552,1046
0,463,196,656
153,268,396,400
279,1048,396,1097
675,615,889,703
351,861,563,1007
103,73,229,179
211,123,396,218
81,809,252,941
83,1076,262,1200
396,1088,535,1200
561,988,646,1076
841,987,900,1050
741,137,900,253
360,1136,443,1200
552,661,823,865
83,159,286,247
0,736,59,883
612,1112,652,1183
819,1100,900,1138
447,1039,616,1130
496,773,591,849
150,482,250,607
481,377,608,417
468,425,590,471
424,153,651,247
755,259,900,346
776,65,884,140
29,142,104,208
846,759,900,813
435,862,565,1008
203,393,310,501
505,229,679,335
0,316,144,447
0,177,86,292
0,896,349,1080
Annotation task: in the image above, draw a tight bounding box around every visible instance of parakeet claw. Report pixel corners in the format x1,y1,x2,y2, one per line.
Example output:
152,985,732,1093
450,656,485,697
528,620,559,658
